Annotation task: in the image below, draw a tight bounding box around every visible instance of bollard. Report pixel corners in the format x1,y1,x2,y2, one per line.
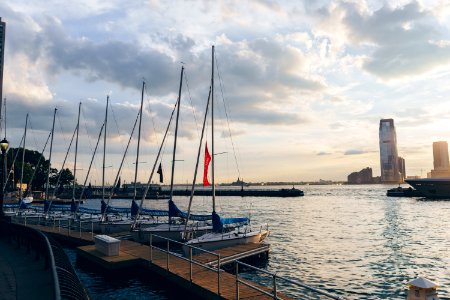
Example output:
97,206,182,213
406,277,439,300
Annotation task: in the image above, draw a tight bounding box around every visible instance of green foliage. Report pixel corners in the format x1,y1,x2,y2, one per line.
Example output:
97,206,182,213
4,147,73,191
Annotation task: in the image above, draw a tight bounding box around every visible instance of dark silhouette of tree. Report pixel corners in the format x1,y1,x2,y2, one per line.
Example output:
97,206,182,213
5,147,73,192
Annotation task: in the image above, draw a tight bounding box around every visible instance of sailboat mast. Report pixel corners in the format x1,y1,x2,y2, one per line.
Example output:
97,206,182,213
169,66,184,222
211,45,216,213
133,82,145,201
102,96,109,201
19,114,28,200
45,108,57,201
72,102,81,200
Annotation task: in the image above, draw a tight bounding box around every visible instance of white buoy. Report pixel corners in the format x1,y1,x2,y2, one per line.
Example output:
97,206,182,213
406,277,439,300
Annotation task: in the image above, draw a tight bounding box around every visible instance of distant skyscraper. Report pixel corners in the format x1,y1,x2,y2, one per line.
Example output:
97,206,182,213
429,141,450,178
0,18,4,102
433,141,449,171
379,119,400,183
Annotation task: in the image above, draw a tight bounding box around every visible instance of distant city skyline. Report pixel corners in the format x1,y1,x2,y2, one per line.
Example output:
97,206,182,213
1,1,450,183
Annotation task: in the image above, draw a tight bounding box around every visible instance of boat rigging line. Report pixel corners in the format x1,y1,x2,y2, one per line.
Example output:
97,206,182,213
18,114,28,201
132,80,181,229
214,52,242,179
101,109,140,222
183,69,200,138
3,133,25,192
44,108,57,202
183,85,211,239
50,124,77,201
76,122,105,212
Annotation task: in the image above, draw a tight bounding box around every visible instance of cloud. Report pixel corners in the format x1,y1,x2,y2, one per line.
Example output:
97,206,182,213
344,149,367,155
317,151,331,156
341,1,450,79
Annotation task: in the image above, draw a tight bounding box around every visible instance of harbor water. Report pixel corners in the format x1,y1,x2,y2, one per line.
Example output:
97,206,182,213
66,184,450,299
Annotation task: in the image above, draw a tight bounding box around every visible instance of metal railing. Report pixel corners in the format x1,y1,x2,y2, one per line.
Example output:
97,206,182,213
149,233,344,300
0,220,90,300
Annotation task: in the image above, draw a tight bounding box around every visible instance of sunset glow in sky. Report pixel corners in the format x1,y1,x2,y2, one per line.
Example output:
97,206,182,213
2,0,450,183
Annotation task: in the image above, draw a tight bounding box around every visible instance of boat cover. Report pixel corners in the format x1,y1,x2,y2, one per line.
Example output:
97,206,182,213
131,199,168,217
101,200,131,214
212,211,249,232
168,199,211,221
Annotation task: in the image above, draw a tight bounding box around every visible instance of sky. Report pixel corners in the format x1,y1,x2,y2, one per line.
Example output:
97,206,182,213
2,0,450,184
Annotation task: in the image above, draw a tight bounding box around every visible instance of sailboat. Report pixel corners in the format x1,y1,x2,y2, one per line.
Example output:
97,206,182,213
131,67,213,243
183,46,269,254
17,114,33,204
99,85,166,234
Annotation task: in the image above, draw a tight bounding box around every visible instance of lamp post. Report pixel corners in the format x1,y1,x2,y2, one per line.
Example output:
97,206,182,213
0,138,9,218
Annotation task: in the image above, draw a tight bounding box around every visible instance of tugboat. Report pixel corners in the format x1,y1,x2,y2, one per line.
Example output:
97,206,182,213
386,186,423,197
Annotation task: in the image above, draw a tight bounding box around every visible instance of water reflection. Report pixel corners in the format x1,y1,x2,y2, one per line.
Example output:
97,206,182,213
71,185,450,299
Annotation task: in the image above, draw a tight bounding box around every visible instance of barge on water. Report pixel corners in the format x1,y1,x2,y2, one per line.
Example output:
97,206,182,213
167,187,305,197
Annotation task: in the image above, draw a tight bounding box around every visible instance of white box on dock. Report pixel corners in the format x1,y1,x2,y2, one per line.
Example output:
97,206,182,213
95,235,120,256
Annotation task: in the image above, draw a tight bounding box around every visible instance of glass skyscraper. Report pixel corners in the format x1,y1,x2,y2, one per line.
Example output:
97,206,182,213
379,119,400,183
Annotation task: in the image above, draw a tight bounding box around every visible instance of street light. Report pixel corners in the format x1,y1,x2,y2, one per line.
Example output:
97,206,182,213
0,138,9,218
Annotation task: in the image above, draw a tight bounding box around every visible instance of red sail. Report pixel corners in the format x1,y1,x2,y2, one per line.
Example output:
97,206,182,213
203,142,211,186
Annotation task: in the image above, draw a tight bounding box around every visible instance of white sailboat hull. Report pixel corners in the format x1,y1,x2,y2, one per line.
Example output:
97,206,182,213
182,229,269,256
131,223,212,243
99,219,157,234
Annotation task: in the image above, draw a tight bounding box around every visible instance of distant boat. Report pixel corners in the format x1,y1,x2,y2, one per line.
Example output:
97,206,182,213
405,178,450,199
386,186,423,197
229,177,250,187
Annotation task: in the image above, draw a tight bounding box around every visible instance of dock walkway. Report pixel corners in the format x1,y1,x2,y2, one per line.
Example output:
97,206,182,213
29,224,288,299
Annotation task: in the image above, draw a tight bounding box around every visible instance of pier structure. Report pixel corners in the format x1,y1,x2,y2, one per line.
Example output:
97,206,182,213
18,219,343,300
0,220,89,300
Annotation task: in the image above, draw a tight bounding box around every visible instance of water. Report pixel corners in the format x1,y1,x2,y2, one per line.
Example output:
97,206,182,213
67,185,450,299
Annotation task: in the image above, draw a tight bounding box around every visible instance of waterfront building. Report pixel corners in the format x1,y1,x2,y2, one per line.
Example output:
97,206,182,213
429,141,450,178
379,119,401,183
0,18,5,102
347,167,373,184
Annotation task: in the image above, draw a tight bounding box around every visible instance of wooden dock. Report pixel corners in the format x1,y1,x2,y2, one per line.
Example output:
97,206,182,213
26,224,290,300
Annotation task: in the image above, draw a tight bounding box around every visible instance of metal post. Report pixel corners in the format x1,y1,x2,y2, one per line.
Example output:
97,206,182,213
166,239,169,271
273,274,277,299
91,220,94,238
217,254,221,296
68,218,71,235
235,262,239,300
189,247,193,282
79,219,81,237
24,216,27,226
150,234,153,262
58,219,60,232
0,140,6,218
